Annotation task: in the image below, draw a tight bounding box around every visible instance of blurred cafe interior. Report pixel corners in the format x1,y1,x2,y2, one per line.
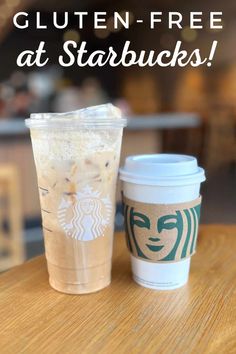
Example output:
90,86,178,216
0,0,236,269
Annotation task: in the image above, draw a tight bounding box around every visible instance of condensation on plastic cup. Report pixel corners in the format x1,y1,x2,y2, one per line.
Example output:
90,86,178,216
119,154,206,290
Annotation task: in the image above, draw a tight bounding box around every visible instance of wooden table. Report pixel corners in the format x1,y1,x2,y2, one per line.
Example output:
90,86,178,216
1,225,236,353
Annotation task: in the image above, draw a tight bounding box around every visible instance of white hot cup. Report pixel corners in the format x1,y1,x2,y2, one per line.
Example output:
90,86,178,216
119,154,206,290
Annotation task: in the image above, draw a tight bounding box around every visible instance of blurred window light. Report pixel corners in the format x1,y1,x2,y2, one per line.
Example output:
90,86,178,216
181,26,197,42
0,13,7,24
6,0,20,9
0,84,15,100
63,30,80,42
28,72,55,98
10,71,27,88
94,28,110,39
129,12,134,25
0,4,13,19
107,16,114,31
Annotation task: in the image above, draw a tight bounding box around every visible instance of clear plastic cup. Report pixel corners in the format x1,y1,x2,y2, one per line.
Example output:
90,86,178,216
25,104,126,294
120,154,206,290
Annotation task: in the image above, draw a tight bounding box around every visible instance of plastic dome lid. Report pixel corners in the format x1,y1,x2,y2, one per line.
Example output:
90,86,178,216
119,154,206,186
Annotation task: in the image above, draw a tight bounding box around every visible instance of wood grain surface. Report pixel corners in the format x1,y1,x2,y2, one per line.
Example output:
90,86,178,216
0,225,236,354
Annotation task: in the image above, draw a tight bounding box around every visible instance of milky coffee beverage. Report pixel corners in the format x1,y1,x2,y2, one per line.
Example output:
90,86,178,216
25,104,126,294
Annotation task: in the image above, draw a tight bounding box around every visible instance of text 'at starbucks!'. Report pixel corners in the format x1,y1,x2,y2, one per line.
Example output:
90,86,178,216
13,11,223,68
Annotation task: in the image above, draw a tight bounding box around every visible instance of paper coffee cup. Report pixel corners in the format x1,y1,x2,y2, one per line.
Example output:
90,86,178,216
119,154,206,290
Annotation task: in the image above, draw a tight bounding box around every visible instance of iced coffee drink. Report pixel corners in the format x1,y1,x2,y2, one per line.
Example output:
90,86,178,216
25,104,126,294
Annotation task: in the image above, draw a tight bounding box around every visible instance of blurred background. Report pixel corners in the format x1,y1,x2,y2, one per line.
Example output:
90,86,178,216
0,0,236,269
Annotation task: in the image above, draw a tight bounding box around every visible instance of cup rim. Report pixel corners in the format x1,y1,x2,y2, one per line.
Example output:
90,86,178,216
25,116,127,129
25,104,127,129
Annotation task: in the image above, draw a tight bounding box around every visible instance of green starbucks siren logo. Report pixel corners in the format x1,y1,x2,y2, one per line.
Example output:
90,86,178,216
123,196,201,262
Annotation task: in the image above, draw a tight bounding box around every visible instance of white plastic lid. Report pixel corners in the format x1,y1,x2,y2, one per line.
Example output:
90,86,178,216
119,154,206,186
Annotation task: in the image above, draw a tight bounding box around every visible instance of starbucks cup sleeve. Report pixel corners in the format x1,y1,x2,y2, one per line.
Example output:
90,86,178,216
122,195,202,263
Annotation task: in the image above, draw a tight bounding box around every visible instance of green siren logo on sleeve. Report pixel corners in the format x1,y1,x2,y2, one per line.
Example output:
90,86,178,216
123,196,201,262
